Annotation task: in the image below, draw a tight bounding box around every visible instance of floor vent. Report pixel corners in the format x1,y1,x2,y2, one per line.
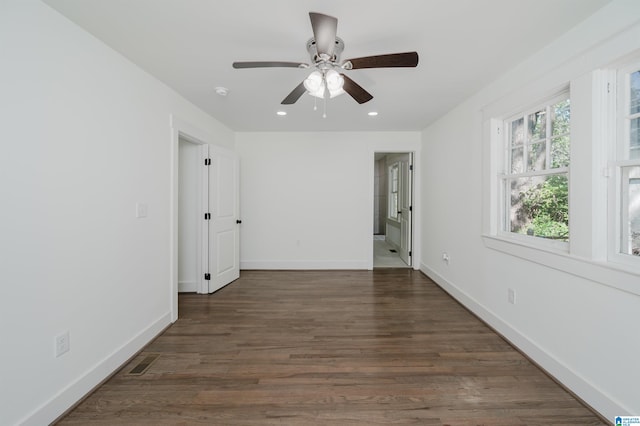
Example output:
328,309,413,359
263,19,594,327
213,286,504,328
127,354,160,376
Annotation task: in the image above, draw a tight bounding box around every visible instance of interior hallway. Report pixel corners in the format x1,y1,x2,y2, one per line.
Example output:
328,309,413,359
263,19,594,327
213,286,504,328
373,235,409,268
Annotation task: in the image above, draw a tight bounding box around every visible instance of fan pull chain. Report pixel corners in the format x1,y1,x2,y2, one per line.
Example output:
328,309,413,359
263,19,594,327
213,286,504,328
323,96,327,119
313,96,317,111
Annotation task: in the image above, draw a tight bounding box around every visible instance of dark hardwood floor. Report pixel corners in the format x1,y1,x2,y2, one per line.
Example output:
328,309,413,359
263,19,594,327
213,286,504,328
57,270,606,425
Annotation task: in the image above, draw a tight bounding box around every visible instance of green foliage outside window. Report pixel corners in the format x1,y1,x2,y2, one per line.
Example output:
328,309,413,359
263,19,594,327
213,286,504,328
519,174,568,240
508,99,570,241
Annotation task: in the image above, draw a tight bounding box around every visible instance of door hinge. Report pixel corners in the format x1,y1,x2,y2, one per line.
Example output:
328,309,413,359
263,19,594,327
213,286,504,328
409,164,413,171
204,273,211,281
409,205,412,212
204,213,211,220
204,158,211,166
409,251,412,257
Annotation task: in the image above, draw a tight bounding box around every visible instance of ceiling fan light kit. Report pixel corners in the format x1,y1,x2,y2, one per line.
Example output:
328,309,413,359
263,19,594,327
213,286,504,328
232,11,418,113
304,69,345,99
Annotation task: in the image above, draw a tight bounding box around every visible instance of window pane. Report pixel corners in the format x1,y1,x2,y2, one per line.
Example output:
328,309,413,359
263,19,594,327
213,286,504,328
528,109,546,141
527,142,546,172
511,118,524,146
508,174,568,241
511,146,524,173
631,117,640,160
551,99,570,136
621,166,640,256
390,193,398,220
630,70,640,115
551,135,570,168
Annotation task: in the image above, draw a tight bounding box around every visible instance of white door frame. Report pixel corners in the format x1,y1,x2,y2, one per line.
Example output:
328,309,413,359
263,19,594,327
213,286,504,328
368,148,420,270
170,115,216,322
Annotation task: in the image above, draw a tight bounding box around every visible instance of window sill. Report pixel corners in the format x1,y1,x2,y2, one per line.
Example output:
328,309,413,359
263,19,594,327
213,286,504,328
482,235,640,297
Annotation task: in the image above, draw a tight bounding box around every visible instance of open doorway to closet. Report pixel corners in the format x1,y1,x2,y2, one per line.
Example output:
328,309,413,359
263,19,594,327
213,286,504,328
373,152,413,268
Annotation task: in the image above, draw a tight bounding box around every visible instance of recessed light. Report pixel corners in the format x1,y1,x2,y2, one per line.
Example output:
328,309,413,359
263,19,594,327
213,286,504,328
368,111,378,116
276,111,287,116
214,86,229,96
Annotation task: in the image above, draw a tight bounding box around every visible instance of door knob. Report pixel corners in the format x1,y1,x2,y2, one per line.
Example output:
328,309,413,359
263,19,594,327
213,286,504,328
236,219,242,224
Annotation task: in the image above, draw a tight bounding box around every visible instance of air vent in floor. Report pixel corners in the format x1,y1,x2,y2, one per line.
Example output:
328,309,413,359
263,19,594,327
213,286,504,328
127,354,160,376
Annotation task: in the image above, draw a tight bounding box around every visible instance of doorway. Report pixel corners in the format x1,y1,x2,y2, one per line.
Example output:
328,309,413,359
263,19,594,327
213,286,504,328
170,115,241,321
373,152,413,268
178,137,208,293
176,137,241,294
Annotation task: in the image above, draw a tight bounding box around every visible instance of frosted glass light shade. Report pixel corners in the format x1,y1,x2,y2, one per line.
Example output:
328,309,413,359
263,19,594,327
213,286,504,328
329,87,345,98
304,71,324,98
303,69,345,99
325,70,344,91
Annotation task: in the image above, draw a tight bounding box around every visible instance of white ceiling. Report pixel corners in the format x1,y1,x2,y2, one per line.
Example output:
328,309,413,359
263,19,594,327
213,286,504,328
43,0,611,132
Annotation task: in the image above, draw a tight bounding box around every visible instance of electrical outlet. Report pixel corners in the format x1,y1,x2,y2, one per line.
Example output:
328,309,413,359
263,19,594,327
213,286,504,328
55,331,70,357
508,288,516,305
136,202,148,218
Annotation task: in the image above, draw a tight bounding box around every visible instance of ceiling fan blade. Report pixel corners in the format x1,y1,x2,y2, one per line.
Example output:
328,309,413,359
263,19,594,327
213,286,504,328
341,74,373,104
233,61,307,69
281,81,307,104
309,12,337,58
345,52,419,69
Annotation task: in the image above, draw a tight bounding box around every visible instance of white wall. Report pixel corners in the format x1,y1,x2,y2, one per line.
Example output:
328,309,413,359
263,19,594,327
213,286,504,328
420,0,640,419
0,1,233,425
236,132,420,270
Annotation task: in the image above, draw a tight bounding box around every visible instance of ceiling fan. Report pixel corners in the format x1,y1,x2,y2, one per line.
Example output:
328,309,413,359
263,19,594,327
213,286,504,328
232,12,419,105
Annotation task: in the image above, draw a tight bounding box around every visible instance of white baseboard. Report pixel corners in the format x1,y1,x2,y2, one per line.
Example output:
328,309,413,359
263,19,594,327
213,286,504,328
20,312,172,426
419,262,623,421
241,260,369,270
178,280,198,293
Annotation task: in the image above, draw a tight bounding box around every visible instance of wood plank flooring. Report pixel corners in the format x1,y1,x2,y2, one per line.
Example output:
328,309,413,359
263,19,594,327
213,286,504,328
57,270,606,425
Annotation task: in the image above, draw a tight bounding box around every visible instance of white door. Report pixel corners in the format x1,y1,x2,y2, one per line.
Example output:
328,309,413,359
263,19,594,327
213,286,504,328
207,146,240,292
178,139,209,294
398,154,413,266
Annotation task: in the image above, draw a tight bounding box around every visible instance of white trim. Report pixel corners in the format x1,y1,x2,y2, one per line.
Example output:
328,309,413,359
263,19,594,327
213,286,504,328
240,260,369,270
419,263,631,421
19,313,171,426
608,59,640,266
199,144,210,294
483,235,640,297
499,166,569,179
178,280,198,293
609,162,640,267
170,114,216,321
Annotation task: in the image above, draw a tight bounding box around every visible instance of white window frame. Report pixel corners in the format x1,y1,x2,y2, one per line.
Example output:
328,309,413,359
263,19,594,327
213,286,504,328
497,91,571,252
608,60,640,266
388,162,399,221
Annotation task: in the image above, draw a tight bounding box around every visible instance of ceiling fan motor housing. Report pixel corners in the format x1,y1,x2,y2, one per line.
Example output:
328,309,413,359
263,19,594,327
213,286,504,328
306,37,344,69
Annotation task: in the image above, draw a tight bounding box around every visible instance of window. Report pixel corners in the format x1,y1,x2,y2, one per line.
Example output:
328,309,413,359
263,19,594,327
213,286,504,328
500,93,570,244
389,163,399,220
614,65,640,258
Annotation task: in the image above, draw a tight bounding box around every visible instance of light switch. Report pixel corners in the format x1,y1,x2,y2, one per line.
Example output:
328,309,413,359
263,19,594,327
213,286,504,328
136,202,148,218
